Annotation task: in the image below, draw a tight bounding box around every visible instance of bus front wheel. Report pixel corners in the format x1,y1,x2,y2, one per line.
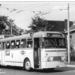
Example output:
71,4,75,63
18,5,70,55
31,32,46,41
24,59,31,71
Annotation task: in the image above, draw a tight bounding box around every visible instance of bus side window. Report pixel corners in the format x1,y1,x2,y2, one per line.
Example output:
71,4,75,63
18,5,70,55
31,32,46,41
0,42,1,49
16,40,20,48
21,39,26,48
6,41,10,49
2,42,6,50
27,39,32,48
11,40,15,49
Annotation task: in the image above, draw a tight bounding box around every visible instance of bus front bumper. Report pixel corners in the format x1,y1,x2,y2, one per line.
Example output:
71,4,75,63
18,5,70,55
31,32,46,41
41,61,67,69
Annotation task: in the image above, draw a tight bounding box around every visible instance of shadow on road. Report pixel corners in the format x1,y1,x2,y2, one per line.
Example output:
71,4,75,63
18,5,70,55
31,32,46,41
0,66,75,73
32,67,75,73
0,66,23,71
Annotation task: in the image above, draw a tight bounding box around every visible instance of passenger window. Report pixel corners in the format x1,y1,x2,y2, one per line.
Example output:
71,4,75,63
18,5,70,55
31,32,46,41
11,40,15,49
27,39,32,48
16,40,20,48
2,42,6,49
21,39,26,48
6,41,10,49
0,42,1,49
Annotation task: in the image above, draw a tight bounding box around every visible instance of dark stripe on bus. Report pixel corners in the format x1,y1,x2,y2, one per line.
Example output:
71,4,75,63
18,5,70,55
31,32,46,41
5,61,23,63
45,50,66,52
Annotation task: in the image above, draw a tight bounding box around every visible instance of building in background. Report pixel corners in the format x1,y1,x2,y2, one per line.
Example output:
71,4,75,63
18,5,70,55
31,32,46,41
47,19,73,33
70,22,75,50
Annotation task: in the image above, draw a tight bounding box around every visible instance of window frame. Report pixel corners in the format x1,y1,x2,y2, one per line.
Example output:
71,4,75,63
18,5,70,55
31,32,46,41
11,40,16,49
6,41,11,49
20,39,26,48
26,38,33,48
15,40,20,48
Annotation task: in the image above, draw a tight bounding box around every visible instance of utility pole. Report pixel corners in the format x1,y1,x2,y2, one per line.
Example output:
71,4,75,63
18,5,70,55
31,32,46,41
11,24,12,35
67,3,70,63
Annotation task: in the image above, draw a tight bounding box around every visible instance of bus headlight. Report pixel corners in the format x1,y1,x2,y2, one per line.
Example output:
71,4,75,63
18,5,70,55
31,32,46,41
47,57,53,62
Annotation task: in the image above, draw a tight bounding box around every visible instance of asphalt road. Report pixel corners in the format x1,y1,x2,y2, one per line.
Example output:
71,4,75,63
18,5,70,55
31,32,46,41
0,66,75,75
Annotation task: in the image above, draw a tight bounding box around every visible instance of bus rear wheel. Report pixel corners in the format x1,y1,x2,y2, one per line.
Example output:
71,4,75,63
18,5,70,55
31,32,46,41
24,59,31,71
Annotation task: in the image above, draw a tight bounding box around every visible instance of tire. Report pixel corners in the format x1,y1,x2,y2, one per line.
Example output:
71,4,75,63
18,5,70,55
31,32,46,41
24,59,31,71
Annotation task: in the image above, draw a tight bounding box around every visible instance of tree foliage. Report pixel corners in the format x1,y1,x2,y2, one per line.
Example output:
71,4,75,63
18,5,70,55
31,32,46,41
0,16,6,34
27,16,54,33
0,16,24,35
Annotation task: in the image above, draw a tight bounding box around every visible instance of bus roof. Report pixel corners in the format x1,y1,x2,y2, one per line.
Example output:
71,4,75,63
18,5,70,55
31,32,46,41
0,31,63,42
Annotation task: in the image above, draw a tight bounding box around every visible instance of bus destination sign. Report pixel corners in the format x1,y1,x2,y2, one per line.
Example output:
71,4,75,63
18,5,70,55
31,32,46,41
47,33,62,37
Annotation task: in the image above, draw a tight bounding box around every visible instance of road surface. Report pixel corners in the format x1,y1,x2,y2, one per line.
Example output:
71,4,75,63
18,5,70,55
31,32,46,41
0,66,75,75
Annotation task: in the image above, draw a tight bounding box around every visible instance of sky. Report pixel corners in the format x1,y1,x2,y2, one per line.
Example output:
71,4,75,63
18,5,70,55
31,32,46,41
0,1,75,30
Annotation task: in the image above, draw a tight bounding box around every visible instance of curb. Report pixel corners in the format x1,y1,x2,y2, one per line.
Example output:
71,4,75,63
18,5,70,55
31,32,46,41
67,65,75,67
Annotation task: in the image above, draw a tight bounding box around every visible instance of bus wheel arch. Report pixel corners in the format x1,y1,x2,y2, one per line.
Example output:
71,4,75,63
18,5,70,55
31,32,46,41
23,58,31,71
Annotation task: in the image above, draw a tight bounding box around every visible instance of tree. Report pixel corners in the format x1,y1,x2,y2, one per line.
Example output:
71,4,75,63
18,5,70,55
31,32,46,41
0,16,6,34
0,16,24,36
28,16,54,33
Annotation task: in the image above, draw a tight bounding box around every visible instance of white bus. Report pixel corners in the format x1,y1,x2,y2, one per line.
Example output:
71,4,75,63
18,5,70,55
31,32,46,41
0,31,67,71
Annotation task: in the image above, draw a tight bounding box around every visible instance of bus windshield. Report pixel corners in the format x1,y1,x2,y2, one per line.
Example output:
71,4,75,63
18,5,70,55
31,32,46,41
42,38,66,48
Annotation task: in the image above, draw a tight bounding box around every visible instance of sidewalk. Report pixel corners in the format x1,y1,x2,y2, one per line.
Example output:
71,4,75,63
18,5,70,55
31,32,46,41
67,62,75,67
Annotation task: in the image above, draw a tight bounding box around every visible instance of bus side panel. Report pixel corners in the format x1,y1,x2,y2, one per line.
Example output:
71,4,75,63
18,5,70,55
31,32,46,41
5,49,23,66
5,49,34,68
25,49,34,68
1,50,5,65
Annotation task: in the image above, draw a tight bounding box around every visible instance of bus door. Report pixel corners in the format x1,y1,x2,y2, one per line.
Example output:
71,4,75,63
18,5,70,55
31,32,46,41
34,38,41,68
1,42,5,65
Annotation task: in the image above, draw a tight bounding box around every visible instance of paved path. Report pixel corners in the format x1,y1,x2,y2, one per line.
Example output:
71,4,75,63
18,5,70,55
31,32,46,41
0,69,5,74
0,67,75,75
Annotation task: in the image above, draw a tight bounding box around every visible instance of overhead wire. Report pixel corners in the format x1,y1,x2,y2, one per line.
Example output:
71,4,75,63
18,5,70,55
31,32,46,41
34,4,75,16
14,5,75,23
0,3,38,16
1,3,75,24
11,8,69,23
1,3,75,17
1,3,50,22
4,3,50,17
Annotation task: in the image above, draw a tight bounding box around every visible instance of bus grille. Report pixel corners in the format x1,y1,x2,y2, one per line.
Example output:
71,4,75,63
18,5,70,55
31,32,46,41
53,56,62,61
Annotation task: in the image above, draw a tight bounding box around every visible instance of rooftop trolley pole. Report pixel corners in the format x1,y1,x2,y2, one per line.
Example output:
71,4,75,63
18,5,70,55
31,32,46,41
11,23,12,35
67,3,70,63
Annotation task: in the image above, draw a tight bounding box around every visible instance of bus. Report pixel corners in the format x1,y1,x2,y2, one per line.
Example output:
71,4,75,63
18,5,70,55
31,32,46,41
0,31,67,71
